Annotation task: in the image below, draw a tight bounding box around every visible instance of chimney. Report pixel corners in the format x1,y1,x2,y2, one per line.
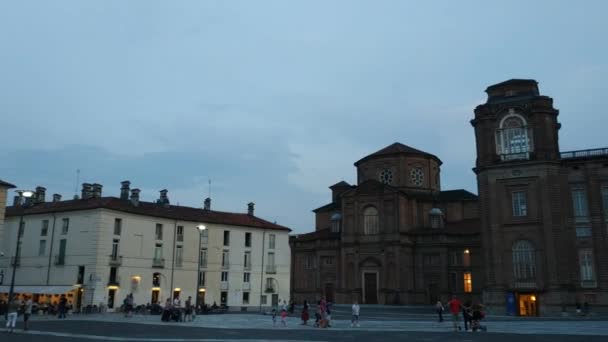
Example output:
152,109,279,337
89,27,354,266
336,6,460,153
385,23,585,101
35,186,47,204
247,202,255,216
120,181,130,200
91,183,103,198
203,197,211,211
130,188,141,206
52,194,62,202
81,183,93,199
13,195,21,207
158,189,169,206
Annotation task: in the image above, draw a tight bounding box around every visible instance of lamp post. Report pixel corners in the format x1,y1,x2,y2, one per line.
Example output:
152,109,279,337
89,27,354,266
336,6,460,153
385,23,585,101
8,190,34,306
195,224,206,312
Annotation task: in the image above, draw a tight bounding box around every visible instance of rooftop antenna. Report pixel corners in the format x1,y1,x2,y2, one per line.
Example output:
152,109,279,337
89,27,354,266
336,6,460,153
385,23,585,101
74,169,80,199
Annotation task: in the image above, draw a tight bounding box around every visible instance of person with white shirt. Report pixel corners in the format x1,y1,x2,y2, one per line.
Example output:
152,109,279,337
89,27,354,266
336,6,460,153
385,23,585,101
351,301,360,327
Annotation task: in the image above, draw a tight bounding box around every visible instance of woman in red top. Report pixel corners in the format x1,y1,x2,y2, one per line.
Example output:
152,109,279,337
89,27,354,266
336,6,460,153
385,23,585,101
447,295,462,331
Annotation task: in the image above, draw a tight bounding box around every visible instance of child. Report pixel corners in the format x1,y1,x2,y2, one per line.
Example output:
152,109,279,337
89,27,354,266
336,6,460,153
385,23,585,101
351,300,360,327
281,309,288,327
271,308,277,326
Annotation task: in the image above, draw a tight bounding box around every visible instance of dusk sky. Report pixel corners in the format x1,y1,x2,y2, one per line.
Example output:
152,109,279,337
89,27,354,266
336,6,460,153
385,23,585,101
1,1,607,233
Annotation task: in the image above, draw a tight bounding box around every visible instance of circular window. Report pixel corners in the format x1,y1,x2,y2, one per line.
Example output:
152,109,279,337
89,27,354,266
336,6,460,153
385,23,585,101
379,169,393,185
410,168,424,186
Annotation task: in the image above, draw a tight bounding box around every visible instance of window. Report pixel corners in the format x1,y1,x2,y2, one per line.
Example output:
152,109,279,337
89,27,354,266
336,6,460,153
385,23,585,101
244,251,251,269
243,272,251,283
199,248,207,267
154,243,163,260
423,254,440,266
153,272,161,287
176,226,184,242
155,224,163,240
223,231,230,246
268,234,276,249
267,252,275,267
579,249,595,282
572,189,589,222
463,249,471,267
576,227,592,238
602,186,608,222
38,240,46,256
463,272,472,293
330,213,341,233
449,272,457,291
222,250,230,268
495,113,533,160
221,271,228,282
363,206,379,235
113,218,122,236
245,232,252,247
322,256,334,266
261,295,267,305
410,168,424,187
449,252,462,266
265,278,275,291
242,292,250,305
198,271,206,287
111,239,119,259
512,240,536,281
41,220,49,236
175,246,183,267
201,228,209,244
305,255,316,269
379,168,393,184
61,218,69,234
512,191,528,217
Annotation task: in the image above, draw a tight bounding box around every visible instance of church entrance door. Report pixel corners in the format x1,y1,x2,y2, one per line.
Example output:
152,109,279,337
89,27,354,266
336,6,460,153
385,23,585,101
363,272,378,304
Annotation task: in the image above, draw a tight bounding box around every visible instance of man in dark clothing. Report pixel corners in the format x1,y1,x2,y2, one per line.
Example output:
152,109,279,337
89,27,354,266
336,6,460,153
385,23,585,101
58,295,67,319
462,300,472,331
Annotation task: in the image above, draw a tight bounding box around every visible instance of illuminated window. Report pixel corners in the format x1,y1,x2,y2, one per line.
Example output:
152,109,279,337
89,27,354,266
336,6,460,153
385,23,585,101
463,272,472,293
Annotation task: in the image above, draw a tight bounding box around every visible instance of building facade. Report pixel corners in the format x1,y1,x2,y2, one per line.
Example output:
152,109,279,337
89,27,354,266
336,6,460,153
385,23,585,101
0,179,16,286
0,182,291,311
290,143,483,305
472,79,608,315
291,79,608,315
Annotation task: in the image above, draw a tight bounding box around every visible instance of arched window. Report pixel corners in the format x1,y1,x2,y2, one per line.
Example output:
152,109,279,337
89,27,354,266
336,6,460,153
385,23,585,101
512,240,536,282
363,206,379,235
330,213,342,233
496,112,533,160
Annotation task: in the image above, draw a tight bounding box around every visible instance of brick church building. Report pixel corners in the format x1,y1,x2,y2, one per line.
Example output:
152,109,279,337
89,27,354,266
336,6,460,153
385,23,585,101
290,79,608,315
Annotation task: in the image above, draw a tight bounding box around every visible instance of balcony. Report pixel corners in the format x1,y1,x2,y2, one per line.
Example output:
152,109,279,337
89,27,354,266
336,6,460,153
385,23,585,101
220,281,229,290
152,258,165,268
108,255,123,266
222,263,230,270
265,286,276,293
560,148,608,160
265,265,276,274
243,282,251,291
54,255,65,266
108,276,121,287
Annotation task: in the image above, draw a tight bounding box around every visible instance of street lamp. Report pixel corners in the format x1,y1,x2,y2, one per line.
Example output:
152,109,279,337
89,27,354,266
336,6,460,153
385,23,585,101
195,224,206,312
8,190,34,307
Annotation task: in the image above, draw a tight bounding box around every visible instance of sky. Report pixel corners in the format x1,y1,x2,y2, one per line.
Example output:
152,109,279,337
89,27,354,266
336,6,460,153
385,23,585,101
1,1,607,233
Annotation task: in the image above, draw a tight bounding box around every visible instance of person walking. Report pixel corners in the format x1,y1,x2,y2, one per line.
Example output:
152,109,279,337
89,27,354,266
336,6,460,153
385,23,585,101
447,295,463,332
58,295,67,319
280,308,288,327
5,295,19,333
184,296,193,322
435,300,444,323
301,300,309,325
271,308,277,327
351,300,360,327
23,296,33,331
462,300,472,331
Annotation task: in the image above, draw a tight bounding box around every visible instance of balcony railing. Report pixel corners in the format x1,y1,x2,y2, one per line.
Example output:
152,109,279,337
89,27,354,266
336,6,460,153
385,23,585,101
560,148,608,160
222,263,230,270
54,255,65,266
266,265,276,274
108,276,121,287
152,258,165,268
265,286,276,293
243,282,251,290
108,255,123,266
220,281,229,290
244,263,252,271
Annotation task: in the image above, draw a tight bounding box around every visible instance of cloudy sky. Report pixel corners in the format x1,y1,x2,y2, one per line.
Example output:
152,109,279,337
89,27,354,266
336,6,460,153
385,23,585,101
1,1,607,233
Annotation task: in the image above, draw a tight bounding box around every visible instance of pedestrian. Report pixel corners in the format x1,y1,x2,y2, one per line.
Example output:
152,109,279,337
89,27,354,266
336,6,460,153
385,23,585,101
301,300,309,325
435,300,444,323
351,300,360,327
23,295,33,331
281,308,288,327
447,295,463,332
5,295,19,333
58,295,67,319
271,308,277,326
184,296,193,322
281,300,288,312
462,300,472,331
314,306,322,328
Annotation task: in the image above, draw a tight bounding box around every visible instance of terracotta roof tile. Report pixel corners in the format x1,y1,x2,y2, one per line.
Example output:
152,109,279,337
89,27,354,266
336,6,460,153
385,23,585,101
355,142,441,166
5,197,291,232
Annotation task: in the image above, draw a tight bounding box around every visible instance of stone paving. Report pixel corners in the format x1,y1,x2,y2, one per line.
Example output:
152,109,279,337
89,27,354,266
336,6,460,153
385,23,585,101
19,312,608,336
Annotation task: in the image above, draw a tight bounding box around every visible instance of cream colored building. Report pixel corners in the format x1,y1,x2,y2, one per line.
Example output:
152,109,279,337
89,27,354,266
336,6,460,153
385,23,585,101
0,182,291,311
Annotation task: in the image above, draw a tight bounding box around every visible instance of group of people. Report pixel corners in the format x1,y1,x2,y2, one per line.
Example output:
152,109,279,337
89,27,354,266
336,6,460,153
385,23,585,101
160,296,195,322
3,294,69,333
436,295,486,332
296,296,359,328
271,300,290,327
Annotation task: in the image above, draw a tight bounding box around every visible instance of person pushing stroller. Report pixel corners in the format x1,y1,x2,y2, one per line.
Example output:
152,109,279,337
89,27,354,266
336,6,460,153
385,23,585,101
470,303,487,332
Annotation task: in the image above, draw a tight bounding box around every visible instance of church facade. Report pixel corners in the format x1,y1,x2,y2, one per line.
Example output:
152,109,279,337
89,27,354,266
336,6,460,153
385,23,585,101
290,79,608,315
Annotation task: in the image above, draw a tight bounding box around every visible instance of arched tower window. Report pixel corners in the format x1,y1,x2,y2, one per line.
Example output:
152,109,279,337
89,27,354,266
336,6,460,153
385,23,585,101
512,240,536,282
363,206,379,235
496,112,534,160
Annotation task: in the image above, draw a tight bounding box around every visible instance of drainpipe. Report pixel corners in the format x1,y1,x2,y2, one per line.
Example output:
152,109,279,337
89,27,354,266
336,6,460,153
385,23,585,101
46,213,57,285
170,220,177,300
259,229,266,312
